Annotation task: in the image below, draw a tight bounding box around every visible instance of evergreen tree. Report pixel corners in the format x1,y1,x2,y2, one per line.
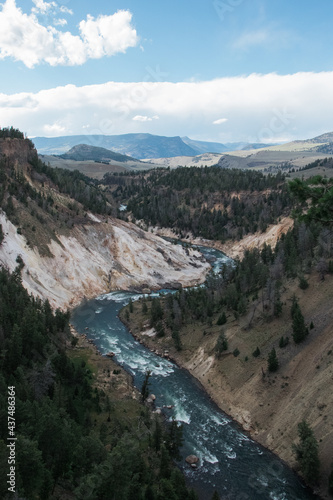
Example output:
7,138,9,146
215,332,228,358
216,311,227,325
252,346,260,358
292,304,308,344
141,370,152,403
292,420,320,484
129,298,134,313
279,336,289,348
273,287,283,317
153,417,162,452
165,418,184,461
299,275,309,290
268,348,279,372
172,329,182,351
211,491,220,500
150,298,164,325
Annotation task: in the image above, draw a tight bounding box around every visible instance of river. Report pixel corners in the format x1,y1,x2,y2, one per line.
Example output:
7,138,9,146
71,246,320,500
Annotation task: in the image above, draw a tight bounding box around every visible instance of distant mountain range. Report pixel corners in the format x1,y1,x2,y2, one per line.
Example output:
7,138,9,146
32,133,277,160
32,131,333,168
33,133,197,159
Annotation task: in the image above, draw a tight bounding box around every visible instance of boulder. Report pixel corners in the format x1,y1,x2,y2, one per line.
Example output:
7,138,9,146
185,455,199,465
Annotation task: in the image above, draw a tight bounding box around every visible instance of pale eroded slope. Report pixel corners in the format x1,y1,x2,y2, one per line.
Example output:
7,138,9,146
0,212,210,310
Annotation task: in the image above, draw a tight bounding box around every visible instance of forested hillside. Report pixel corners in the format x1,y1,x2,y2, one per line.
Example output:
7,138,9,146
0,266,199,499
106,167,291,241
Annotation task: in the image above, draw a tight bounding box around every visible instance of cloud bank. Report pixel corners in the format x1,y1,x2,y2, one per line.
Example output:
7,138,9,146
0,0,139,67
1,72,333,143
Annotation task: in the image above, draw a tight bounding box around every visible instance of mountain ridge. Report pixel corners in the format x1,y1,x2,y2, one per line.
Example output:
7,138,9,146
59,143,140,163
33,133,199,159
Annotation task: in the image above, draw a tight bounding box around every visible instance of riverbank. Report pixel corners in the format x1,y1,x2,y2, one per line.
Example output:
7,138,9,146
68,323,141,403
148,216,293,259
119,280,332,500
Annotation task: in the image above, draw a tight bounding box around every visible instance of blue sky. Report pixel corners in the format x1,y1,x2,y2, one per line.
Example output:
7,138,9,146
1,0,333,144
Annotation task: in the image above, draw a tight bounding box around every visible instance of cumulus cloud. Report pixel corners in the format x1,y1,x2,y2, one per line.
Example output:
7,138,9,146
213,118,228,125
79,11,138,59
0,0,139,67
32,0,56,14
1,72,333,143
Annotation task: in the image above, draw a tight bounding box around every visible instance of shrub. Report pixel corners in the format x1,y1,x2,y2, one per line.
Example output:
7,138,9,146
299,276,309,290
216,312,227,325
252,346,260,358
279,336,289,348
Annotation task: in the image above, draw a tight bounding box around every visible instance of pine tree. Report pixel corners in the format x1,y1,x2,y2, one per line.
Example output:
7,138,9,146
292,420,320,485
141,370,151,403
211,491,220,500
166,418,184,461
215,332,228,358
172,329,182,351
268,348,279,372
153,417,162,452
299,275,309,290
279,336,289,348
216,311,227,325
292,305,308,344
129,298,134,313
252,346,260,358
150,298,164,325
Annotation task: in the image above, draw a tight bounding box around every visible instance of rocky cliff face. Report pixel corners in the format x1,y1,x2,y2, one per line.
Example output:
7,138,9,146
0,212,210,310
0,137,36,165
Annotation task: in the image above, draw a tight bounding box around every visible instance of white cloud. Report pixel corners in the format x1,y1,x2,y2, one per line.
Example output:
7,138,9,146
213,118,228,125
233,29,269,50
79,11,138,59
32,0,56,14
233,27,296,51
0,0,139,67
59,6,73,15
1,72,333,143
53,18,67,27
133,115,159,122
43,122,66,135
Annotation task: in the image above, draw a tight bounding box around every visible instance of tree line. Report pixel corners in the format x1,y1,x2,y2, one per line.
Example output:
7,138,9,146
106,167,291,241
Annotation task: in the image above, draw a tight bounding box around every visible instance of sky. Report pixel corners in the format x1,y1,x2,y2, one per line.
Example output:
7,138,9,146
0,0,333,144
